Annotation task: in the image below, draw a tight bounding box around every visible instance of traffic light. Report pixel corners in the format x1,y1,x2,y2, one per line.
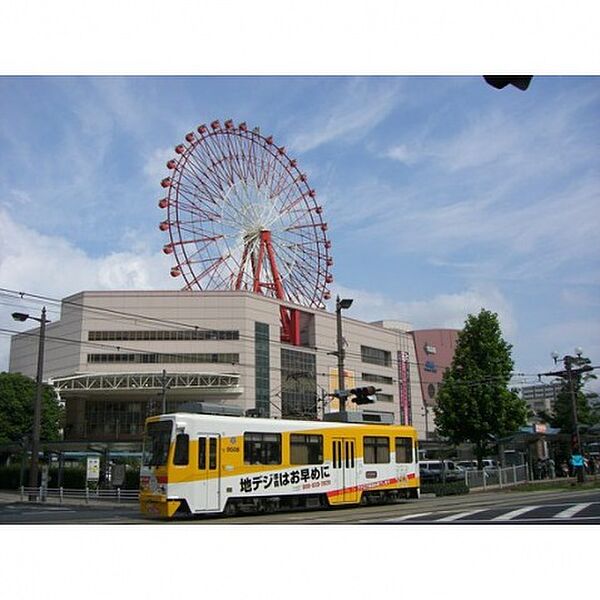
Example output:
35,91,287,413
349,386,380,405
483,76,533,91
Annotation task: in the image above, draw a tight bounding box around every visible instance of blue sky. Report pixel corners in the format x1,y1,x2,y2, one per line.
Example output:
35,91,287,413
0,76,599,386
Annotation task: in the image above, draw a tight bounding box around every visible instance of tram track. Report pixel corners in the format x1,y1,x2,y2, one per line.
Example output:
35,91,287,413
175,486,600,524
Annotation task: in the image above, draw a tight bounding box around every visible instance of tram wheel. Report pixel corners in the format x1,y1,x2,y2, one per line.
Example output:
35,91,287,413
224,500,237,517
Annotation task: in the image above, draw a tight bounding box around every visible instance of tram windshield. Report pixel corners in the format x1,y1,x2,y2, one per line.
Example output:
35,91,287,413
142,420,173,466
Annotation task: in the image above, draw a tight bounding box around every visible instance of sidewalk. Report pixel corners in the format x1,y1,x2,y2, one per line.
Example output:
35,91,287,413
0,488,138,508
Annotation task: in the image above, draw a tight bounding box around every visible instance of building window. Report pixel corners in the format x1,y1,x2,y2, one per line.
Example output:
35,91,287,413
395,437,413,463
363,436,390,464
361,346,391,367
85,400,151,437
362,373,393,385
281,348,317,420
244,432,281,465
290,434,323,465
376,393,394,402
88,329,239,341
255,322,270,418
87,352,239,364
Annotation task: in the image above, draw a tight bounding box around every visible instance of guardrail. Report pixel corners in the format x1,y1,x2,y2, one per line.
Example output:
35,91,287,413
19,486,139,504
465,465,529,490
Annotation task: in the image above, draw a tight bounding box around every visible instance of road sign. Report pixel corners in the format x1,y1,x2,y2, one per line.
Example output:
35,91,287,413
571,454,584,468
86,457,100,481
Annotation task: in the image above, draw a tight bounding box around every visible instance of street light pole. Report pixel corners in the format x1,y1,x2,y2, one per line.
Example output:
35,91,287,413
12,307,49,498
30,307,47,494
335,296,353,413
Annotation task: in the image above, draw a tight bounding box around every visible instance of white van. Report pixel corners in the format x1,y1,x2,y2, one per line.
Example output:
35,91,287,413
419,460,464,483
456,459,498,471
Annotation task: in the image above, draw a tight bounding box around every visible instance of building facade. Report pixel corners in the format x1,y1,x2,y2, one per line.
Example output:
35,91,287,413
409,328,460,440
518,382,562,418
9,290,429,442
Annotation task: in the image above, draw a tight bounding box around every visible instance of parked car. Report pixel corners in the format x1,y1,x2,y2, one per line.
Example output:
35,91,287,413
456,459,498,471
419,460,465,483
456,460,478,471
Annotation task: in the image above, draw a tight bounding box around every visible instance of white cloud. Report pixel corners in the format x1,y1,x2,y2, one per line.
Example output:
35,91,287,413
329,282,517,338
143,147,174,187
289,78,402,153
384,144,415,165
0,208,179,370
326,168,600,284
384,88,600,176
560,288,600,309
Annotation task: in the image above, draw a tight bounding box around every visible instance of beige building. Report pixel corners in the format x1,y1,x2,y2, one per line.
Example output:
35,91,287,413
9,290,426,442
518,382,562,418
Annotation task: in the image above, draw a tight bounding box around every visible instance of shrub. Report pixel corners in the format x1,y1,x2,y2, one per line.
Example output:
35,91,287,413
421,481,469,496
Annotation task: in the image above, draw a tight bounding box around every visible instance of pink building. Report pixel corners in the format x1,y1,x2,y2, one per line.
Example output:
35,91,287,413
410,329,459,439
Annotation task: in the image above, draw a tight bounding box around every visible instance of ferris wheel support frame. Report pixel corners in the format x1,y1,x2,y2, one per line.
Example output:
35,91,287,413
233,229,300,345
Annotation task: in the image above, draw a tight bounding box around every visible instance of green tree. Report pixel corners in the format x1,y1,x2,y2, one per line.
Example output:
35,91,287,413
433,309,527,466
0,372,63,444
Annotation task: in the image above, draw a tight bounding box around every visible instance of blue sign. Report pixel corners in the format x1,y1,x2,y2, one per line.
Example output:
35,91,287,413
424,360,437,373
571,454,584,467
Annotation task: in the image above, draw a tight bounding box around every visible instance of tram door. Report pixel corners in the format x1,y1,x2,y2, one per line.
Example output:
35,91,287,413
195,434,220,511
332,438,358,503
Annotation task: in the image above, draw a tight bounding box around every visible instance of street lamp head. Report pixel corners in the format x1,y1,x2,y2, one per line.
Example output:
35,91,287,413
11,312,29,322
338,298,353,310
575,346,583,357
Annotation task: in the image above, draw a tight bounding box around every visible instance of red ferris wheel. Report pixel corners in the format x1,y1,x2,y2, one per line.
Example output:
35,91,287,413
158,119,333,343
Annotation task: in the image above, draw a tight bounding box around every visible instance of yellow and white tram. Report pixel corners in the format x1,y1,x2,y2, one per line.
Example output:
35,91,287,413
139,411,419,518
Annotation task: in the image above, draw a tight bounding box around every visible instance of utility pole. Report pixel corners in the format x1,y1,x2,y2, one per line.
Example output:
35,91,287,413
544,349,595,484
565,356,583,481
160,369,168,414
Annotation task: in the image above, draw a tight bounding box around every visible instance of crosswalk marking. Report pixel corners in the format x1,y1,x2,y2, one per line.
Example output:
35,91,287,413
554,503,592,519
383,512,433,522
492,505,541,521
437,509,486,522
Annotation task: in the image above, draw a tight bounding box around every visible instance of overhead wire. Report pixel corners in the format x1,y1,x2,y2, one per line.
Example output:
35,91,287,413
0,286,550,388
1,286,426,368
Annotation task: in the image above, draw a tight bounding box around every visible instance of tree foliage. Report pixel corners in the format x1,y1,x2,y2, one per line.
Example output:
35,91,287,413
0,372,63,444
433,309,527,464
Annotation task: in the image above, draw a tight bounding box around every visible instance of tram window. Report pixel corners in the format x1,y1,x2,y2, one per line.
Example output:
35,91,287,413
290,434,323,465
198,437,206,470
142,420,172,467
364,436,390,464
244,432,281,465
395,437,413,463
209,437,217,470
173,433,189,466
